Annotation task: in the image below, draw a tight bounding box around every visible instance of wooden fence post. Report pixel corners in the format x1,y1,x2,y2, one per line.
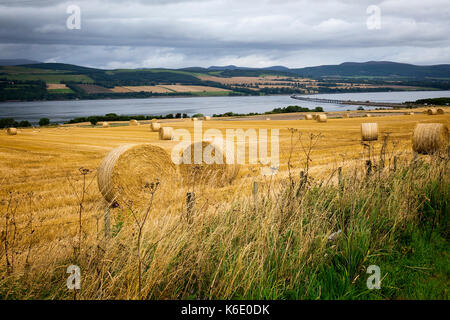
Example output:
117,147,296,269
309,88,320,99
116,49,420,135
252,181,258,200
366,160,372,177
104,207,110,239
186,192,195,221
338,167,343,189
393,156,397,172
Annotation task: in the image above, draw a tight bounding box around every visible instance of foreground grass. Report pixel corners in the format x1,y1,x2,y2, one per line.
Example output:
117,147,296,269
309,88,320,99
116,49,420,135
0,153,448,300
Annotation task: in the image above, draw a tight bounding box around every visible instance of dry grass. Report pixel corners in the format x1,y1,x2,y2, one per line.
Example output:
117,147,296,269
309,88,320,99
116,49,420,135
0,112,448,299
46,84,68,90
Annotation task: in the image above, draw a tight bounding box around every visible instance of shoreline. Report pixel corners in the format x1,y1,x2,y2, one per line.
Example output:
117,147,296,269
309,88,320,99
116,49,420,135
0,87,442,104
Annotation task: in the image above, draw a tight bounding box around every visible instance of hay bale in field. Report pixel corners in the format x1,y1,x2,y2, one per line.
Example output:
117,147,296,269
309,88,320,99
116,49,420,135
191,117,198,121
150,122,161,132
97,144,176,206
427,108,437,115
313,114,319,120
203,116,211,121
102,122,110,128
412,123,448,155
316,114,327,122
159,127,173,140
342,113,349,118
178,141,240,186
266,117,271,121
361,123,378,141
129,119,139,126
151,118,158,122
364,114,372,117
437,108,444,114
305,114,313,120
6,128,17,135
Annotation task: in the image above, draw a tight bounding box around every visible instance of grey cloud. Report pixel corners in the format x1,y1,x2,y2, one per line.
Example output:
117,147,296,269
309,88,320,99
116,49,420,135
0,0,449,68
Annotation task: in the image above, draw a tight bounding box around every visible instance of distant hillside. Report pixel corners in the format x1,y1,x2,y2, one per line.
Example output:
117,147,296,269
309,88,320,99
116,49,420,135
0,59,41,66
290,61,450,79
2,60,450,102
186,61,450,79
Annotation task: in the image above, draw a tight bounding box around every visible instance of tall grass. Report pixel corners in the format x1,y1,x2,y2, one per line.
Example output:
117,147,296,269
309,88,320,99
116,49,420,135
0,151,448,300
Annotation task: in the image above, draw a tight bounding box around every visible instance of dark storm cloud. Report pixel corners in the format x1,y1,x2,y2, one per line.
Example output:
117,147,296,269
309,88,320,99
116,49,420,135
0,0,449,68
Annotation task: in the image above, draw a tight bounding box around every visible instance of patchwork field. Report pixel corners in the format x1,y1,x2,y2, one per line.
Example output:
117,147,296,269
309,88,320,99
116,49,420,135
111,85,230,93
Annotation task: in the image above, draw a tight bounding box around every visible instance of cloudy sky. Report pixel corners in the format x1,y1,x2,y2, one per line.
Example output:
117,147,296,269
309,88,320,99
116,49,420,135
0,0,449,69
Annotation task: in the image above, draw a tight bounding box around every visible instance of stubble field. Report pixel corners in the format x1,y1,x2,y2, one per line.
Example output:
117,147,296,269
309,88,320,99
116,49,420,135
0,108,448,299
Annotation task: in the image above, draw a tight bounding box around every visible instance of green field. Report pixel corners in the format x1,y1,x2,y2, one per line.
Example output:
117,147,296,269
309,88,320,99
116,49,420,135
3,73,93,83
47,88,75,94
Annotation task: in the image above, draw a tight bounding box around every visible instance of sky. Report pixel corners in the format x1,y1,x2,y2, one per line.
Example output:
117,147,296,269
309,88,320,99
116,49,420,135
0,0,449,69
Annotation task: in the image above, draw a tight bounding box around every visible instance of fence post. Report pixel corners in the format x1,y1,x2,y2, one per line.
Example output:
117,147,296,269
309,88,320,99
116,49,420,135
186,192,195,221
366,160,372,177
104,207,110,239
393,156,397,172
338,167,343,189
252,181,258,200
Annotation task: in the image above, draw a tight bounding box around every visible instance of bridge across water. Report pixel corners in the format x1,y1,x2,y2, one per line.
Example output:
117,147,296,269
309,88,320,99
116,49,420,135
290,95,407,108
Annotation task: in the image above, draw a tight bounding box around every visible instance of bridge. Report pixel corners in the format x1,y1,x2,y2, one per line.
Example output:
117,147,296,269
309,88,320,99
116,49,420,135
290,95,406,108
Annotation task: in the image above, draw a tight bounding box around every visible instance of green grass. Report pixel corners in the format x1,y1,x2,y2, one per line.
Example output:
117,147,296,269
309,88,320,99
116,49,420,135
47,88,75,94
0,152,447,300
190,90,231,97
4,73,94,83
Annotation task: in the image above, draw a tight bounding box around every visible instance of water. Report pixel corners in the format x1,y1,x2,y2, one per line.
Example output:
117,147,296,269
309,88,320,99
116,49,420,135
1,90,449,124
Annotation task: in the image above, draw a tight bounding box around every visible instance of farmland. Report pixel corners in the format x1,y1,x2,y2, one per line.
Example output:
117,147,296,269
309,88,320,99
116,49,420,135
0,109,448,299
1,62,449,101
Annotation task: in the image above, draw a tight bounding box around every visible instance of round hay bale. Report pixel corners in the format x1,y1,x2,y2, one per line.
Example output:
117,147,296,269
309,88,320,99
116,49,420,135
313,114,319,120
361,123,378,141
403,112,414,115
316,114,327,122
342,113,349,118
97,144,176,206
437,108,444,115
427,108,437,115
203,116,211,121
129,119,139,126
178,141,240,186
151,118,158,123
102,122,110,128
364,114,372,118
159,127,173,140
6,128,17,135
151,122,161,132
266,117,271,121
412,123,448,155
305,114,313,120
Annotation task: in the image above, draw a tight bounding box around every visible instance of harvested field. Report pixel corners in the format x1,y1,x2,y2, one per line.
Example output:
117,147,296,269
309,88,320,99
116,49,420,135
0,109,448,300
46,83,69,90
75,84,113,94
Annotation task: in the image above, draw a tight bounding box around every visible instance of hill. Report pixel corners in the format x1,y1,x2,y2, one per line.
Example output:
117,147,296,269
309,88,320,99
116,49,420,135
1,61,450,101
291,61,450,79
